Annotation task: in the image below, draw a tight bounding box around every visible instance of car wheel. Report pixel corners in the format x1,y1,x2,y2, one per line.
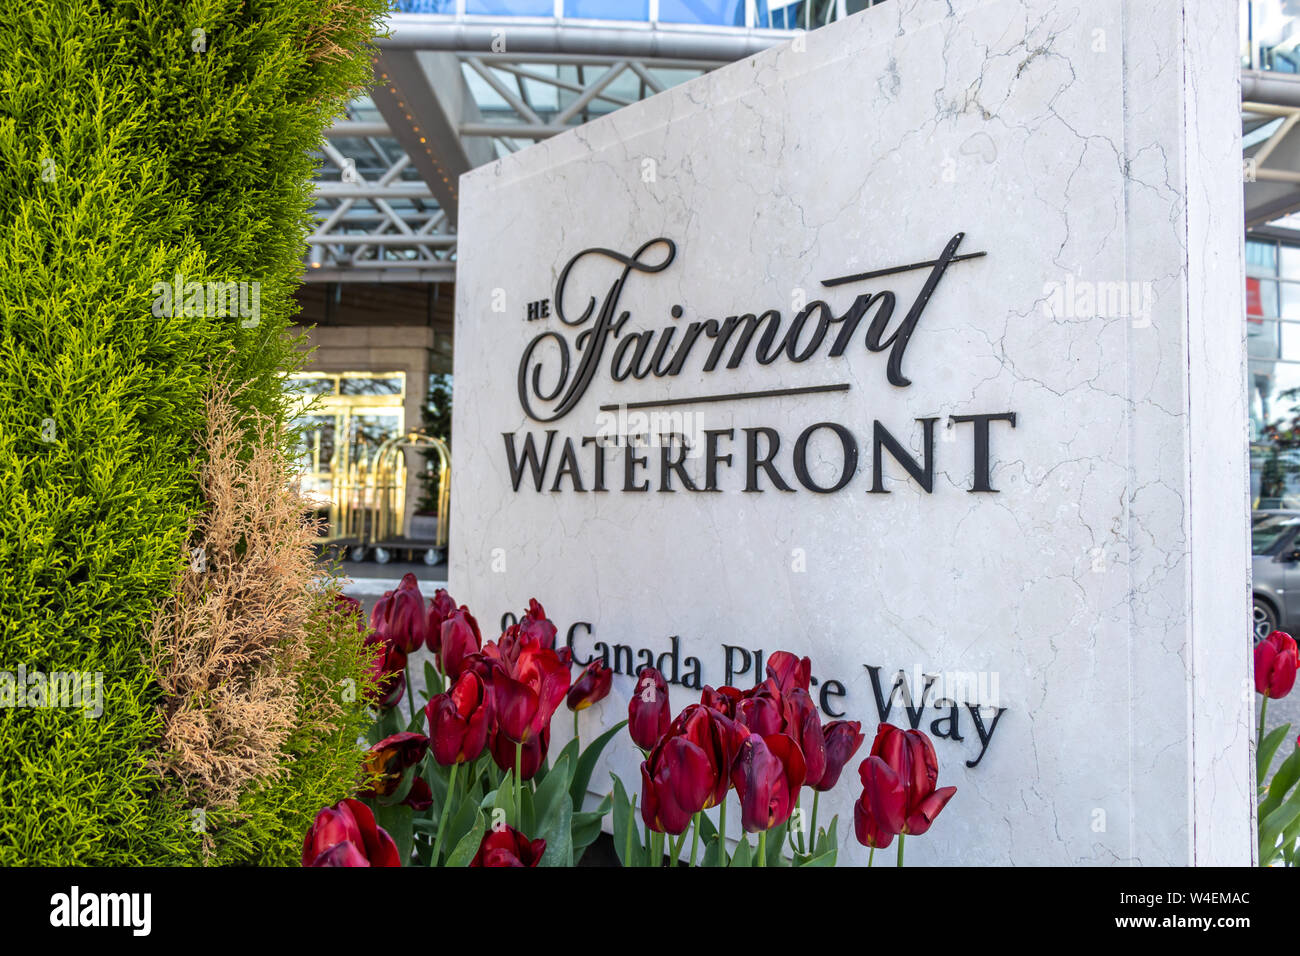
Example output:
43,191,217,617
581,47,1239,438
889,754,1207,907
1254,597,1279,645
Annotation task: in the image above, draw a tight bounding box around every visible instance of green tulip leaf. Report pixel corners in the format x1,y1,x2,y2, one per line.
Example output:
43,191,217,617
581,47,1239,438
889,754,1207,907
533,753,572,836
766,821,788,866
539,793,574,867
1259,744,1300,819
731,835,752,868
1259,783,1300,859
445,810,486,867
570,720,629,810
611,773,643,867
800,847,838,867
702,837,723,868
445,785,482,852
556,736,581,787
1258,723,1293,786
572,796,613,855
424,661,444,699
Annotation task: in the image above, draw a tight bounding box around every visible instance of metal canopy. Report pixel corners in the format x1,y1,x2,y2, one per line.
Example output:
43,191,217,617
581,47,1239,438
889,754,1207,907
308,12,1300,282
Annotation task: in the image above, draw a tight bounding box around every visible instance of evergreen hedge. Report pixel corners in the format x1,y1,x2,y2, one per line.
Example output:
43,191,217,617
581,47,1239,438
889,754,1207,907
0,0,386,864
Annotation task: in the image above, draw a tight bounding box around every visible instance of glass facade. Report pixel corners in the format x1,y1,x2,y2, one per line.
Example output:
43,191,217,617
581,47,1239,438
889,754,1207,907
1244,0,1300,72
1248,238,1300,508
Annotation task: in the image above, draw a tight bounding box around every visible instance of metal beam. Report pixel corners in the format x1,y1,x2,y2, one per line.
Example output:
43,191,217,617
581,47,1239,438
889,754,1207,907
378,15,796,60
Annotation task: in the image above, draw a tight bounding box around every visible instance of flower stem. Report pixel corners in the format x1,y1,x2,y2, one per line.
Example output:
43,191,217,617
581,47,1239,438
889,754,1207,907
897,833,906,867
868,846,875,867
718,797,727,863
1259,694,1269,751
430,761,458,865
689,813,700,867
651,830,664,867
573,709,580,749
514,740,523,827
670,829,688,865
809,790,820,855
758,829,767,867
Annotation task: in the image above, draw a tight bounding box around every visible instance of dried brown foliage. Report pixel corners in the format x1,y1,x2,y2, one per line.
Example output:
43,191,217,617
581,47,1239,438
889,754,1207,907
148,385,321,812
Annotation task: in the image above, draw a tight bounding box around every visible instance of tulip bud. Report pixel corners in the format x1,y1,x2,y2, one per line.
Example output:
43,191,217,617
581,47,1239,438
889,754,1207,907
371,573,427,654
302,799,401,867
866,723,956,836
567,659,613,712
1256,630,1299,700
427,587,457,655
470,824,546,866
518,598,558,650
641,734,713,834
766,650,812,695
811,719,865,792
426,670,493,765
439,607,483,682
853,756,905,850
731,733,806,832
629,667,671,750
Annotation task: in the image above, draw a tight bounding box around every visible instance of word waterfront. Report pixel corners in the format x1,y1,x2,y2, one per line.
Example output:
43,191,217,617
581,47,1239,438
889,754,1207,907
503,412,1016,494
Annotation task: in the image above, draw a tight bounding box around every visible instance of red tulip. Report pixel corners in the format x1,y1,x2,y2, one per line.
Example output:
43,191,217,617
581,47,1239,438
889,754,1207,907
491,645,570,744
867,723,956,836
853,756,906,849
731,733,806,832
766,651,811,695
629,667,671,750
426,670,493,765
402,776,433,811
361,731,429,797
641,734,713,834
1256,630,1299,699
371,573,427,653
567,659,613,711
811,720,865,791
518,598,558,651
471,825,546,866
784,689,827,789
364,631,407,710
491,668,539,743
427,588,457,655
735,678,786,737
669,704,747,809
310,842,372,866
302,798,401,867
489,724,549,780
701,685,743,719
439,607,482,682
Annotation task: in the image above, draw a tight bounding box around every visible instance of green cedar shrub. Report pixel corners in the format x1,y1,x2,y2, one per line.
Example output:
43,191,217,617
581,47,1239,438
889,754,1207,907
0,0,387,864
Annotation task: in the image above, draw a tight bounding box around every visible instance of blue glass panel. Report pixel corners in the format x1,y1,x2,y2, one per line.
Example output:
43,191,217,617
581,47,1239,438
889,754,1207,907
566,0,650,19
395,0,457,11
466,0,555,15
658,0,746,27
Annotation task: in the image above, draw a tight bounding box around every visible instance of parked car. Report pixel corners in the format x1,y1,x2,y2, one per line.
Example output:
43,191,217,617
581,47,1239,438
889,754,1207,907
1253,510,1300,643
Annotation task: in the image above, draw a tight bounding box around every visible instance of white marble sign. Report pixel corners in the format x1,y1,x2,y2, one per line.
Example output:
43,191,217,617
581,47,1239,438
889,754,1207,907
452,0,1251,865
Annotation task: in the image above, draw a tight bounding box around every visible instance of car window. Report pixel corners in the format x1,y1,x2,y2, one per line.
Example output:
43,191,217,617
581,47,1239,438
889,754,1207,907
1253,515,1300,555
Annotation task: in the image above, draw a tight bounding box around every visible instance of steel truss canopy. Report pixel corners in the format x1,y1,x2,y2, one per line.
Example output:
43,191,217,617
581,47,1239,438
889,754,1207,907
309,5,1300,282
307,10,818,282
